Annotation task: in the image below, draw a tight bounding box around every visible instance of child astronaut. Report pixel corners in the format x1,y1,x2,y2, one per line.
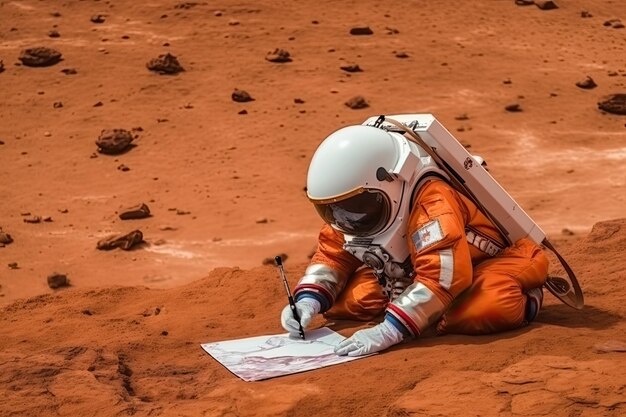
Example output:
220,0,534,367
280,121,548,357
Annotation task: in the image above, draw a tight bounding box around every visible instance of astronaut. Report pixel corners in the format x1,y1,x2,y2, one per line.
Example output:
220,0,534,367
280,121,548,357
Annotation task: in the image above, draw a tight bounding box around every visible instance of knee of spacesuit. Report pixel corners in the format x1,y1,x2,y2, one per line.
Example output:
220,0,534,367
324,268,388,321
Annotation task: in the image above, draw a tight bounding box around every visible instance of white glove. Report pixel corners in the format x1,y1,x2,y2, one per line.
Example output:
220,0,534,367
280,298,321,337
334,320,404,357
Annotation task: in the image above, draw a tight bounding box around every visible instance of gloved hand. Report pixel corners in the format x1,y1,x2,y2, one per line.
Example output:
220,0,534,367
280,298,321,337
334,320,404,357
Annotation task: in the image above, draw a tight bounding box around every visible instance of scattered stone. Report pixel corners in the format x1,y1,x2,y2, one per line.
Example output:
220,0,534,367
505,103,523,112
93,101,103,107
581,10,592,18
61,68,77,75
294,98,305,104
455,113,470,120
232,88,254,103
43,216,53,222
265,48,292,63
18,47,63,67
58,208,69,213
117,164,130,171
161,330,169,336
119,203,151,220
503,78,512,84
90,14,106,24
142,307,161,316
607,71,619,77
535,0,558,10
47,272,69,289
515,0,534,5
576,76,597,89
8,262,19,269
598,94,626,115
0,60,4,73
350,26,373,35
53,101,63,108
174,2,200,9
96,129,134,155
603,19,624,28
385,27,399,34
146,53,184,75
340,64,362,73
345,95,369,109
228,19,240,26
159,225,177,231
0,230,13,245
23,215,42,224
262,253,288,265
97,230,144,251
50,12,62,17
256,217,268,224
394,51,409,58
561,228,575,236
176,209,190,215
214,10,223,16
238,109,248,115
48,30,60,38
43,131,51,137
82,309,94,315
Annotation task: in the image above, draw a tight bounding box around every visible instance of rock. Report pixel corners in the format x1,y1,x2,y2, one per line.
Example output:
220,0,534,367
515,0,534,5
597,94,626,115
0,60,4,73
23,215,42,223
345,95,369,109
394,51,409,58
146,53,184,75
350,26,373,35
18,47,63,67
340,64,362,73
174,2,201,9
0,230,13,245
535,0,558,10
117,164,130,171
53,101,63,108
48,30,60,38
119,203,151,220
232,89,254,102
576,76,597,89
455,113,470,120
8,262,19,269
265,48,292,63
505,103,523,112
96,129,134,155
294,98,305,104
60,68,77,75
47,272,69,289
90,14,106,23
581,10,593,18
97,230,144,251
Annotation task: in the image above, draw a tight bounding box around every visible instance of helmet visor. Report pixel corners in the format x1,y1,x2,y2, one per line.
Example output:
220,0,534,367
313,190,390,236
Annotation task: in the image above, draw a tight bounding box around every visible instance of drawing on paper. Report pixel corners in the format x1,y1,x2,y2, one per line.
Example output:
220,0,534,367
201,327,371,381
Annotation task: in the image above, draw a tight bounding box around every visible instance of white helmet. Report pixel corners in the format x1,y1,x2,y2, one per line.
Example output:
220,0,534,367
307,125,432,237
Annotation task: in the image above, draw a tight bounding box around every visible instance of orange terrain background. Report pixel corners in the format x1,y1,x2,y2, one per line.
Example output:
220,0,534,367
1,0,625,416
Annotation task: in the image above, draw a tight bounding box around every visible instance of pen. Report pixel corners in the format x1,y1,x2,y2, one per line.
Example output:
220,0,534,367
275,255,305,340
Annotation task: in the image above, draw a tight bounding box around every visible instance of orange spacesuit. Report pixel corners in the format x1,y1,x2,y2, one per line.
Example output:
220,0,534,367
296,178,549,337
280,121,550,356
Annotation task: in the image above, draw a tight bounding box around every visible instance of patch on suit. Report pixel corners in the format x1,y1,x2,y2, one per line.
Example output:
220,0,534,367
412,219,444,252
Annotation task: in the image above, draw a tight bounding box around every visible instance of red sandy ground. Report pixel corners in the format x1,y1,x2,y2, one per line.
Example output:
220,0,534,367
0,0,625,416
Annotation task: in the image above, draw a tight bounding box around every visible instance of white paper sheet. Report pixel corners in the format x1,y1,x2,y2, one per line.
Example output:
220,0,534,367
201,328,371,381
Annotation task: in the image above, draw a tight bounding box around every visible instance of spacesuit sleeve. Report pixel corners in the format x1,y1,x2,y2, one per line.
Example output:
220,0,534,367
293,224,362,313
385,180,473,336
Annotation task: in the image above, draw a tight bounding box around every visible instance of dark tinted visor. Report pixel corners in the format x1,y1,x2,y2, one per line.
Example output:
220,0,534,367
313,190,390,236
